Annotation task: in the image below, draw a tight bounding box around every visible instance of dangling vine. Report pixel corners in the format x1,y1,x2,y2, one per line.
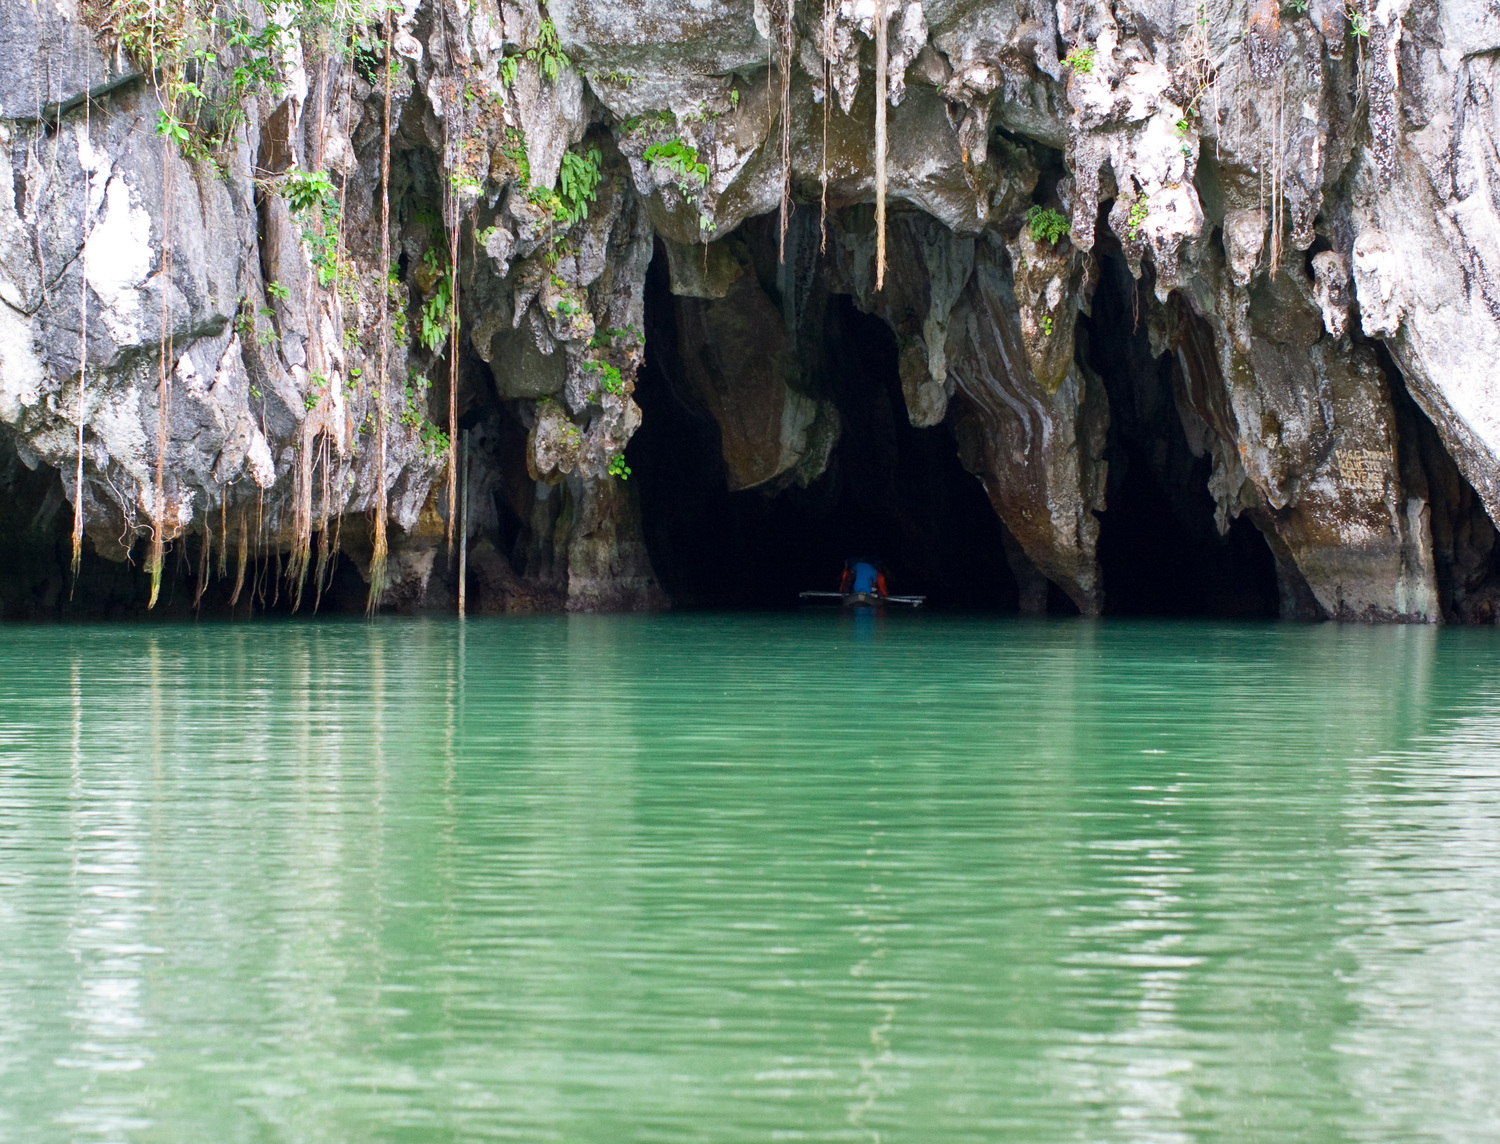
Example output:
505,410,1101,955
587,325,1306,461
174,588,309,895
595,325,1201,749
148,135,175,609
874,0,888,291
820,0,833,253
367,1,394,615
71,61,91,591
777,0,793,262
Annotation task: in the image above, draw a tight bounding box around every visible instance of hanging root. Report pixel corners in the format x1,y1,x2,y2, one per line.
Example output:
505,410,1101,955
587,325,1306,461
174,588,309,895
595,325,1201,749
194,524,210,611
820,0,833,253
229,505,248,608
71,71,91,592
148,127,178,609
1268,74,1285,279
313,433,332,613
874,0,888,291
777,0,793,262
444,76,461,562
368,3,395,617
288,428,315,612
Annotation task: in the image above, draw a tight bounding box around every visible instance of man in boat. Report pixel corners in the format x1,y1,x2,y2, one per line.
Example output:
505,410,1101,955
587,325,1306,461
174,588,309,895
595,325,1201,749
839,557,888,599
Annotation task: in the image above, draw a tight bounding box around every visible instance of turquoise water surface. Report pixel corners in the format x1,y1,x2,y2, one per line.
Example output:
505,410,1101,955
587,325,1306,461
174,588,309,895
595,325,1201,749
1,614,1499,1142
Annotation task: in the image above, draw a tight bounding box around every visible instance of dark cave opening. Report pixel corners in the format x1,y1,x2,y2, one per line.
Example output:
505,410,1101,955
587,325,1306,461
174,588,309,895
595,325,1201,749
629,240,1018,610
1084,253,1281,618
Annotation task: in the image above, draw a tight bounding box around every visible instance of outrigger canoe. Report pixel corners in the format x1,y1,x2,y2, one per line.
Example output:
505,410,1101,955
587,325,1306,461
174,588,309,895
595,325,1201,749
798,591,926,607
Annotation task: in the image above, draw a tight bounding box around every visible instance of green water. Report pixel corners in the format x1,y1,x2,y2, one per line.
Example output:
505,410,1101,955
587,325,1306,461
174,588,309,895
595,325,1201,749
2,615,1499,1142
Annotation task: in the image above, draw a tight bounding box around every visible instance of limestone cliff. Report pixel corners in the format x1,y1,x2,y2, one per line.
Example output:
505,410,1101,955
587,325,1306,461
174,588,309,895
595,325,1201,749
0,0,1497,621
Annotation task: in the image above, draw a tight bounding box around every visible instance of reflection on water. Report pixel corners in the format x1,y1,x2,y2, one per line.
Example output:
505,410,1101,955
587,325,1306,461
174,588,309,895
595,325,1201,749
1,615,1498,1142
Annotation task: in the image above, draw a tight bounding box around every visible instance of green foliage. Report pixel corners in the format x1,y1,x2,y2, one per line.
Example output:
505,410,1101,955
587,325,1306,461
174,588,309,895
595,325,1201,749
283,167,337,214
1126,197,1149,241
300,201,344,287
1063,46,1096,74
1347,5,1371,36
501,17,570,86
643,138,709,190
1284,0,1309,12
398,373,451,457
401,374,429,428
501,126,531,185
266,281,291,301
623,109,676,132
1025,205,1070,244
584,359,625,398
1041,315,1054,337
256,306,279,345
282,167,344,287
451,171,483,195
589,326,643,349
608,454,632,480
116,1,302,160
420,277,454,353
557,147,603,224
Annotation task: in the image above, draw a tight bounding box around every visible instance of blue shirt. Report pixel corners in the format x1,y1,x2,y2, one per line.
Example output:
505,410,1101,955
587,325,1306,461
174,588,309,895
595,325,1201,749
851,562,879,593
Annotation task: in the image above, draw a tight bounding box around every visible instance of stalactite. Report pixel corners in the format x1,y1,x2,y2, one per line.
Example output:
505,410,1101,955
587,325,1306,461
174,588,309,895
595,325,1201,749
368,4,394,616
874,0,888,291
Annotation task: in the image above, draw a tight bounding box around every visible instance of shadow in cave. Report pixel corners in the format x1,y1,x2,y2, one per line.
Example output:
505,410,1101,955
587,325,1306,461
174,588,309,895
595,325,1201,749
628,242,1017,610
1084,252,1280,617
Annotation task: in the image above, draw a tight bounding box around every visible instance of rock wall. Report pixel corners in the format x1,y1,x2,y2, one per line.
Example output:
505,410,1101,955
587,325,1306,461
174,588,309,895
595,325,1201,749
0,0,1497,621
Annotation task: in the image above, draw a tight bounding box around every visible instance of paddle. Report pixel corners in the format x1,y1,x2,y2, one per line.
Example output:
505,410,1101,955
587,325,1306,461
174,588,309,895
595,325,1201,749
798,591,926,606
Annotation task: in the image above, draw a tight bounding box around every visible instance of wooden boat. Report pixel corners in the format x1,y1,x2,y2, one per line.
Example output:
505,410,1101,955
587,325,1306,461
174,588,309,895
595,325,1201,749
798,591,926,607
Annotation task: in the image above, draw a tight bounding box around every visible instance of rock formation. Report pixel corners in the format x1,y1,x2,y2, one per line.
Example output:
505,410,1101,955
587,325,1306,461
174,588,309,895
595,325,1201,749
0,0,1497,621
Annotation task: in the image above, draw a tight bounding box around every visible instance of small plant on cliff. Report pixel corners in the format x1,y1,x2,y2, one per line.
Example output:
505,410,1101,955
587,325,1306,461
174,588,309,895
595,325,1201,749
1126,197,1150,241
1026,205,1070,244
420,422,451,459
282,166,336,213
584,360,626,397
420,278,454,353
590,326,643,349
501,17,570,86
1346,5,1371,36
608,454,632,480
1063,46,1096,74
644,139,709,191
557,146,604,222
282,167,343,285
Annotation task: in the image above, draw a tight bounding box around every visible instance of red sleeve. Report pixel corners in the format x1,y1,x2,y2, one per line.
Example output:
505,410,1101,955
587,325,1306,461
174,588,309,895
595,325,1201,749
876,572,888,596
839,569,853,592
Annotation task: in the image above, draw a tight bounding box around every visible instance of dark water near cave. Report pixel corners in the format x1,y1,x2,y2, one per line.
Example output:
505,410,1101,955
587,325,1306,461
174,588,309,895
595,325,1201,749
2,615,1500,1143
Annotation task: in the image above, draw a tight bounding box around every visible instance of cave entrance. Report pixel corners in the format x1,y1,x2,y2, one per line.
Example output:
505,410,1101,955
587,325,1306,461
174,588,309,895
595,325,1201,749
628,234,1017,610
1085,252,1280,618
